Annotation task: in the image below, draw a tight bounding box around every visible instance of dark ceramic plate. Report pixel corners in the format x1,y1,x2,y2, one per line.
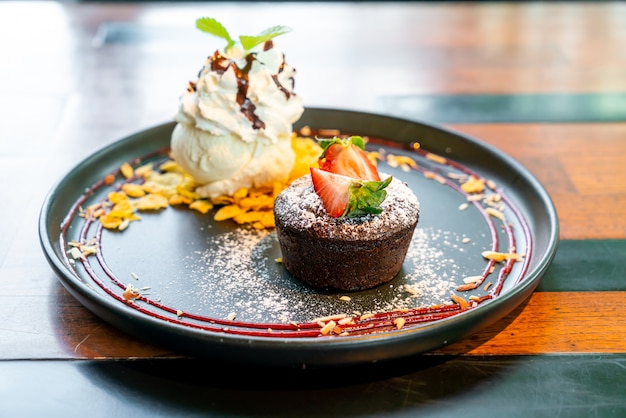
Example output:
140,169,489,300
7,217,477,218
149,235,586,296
39,108,558,367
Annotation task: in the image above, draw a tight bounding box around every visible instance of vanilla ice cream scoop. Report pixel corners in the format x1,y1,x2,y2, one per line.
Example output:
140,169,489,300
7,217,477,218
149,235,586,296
171,39,304,198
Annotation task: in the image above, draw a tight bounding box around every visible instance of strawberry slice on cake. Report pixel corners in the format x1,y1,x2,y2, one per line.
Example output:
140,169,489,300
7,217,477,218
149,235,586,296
311,136,391,218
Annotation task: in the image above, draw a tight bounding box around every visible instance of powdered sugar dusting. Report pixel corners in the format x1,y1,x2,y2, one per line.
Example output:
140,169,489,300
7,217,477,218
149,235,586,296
274,173,420,240
182,228,302,321
179,223,469,323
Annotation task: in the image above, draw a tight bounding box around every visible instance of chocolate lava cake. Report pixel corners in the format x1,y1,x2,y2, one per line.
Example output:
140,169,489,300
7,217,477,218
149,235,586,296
274,175,420,291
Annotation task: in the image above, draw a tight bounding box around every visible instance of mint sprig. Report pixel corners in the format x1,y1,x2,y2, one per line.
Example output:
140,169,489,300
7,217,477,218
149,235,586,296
195,17,291,53
196,17,235,50
240,25,292,50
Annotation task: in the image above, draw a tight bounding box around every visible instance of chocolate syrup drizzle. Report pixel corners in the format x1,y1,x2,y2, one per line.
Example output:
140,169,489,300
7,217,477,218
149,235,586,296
60,140,533,339
197,40,295,130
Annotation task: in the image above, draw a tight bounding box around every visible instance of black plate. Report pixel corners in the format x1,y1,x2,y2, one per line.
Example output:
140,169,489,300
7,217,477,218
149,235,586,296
39,108,559,367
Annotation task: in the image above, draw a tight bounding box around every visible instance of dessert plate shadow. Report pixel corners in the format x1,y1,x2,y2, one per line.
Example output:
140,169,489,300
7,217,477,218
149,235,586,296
39,108,559,367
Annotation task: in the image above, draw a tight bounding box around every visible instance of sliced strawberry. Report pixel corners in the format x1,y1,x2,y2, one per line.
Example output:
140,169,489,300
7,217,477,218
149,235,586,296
318,137,380,181
310,167,351,218
310,167,393,218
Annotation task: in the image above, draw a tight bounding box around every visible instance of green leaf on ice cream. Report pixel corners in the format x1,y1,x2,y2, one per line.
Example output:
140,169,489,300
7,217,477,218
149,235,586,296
239,25,292,51
195,17,291,53
196,17,235,50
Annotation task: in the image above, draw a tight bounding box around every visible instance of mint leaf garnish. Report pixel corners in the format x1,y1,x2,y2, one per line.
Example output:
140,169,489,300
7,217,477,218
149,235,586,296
344,176,392,218
239,25,292,51
195,18,291,53
196,17,235,49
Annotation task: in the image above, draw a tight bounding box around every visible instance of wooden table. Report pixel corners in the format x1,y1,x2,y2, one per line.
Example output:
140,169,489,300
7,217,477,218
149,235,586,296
2,1,625,415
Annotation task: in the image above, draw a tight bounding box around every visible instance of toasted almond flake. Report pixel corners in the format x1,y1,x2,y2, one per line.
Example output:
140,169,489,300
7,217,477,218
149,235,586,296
463,275,483,284
213,204,244,221
462,237,471,244
469,295,481,302
451,294,469,309
120,162,134,179
314,313,347,323
461,176,486,193
85,202,104,217
434,174,447,184
484,282,493,291
159,160,182,171
488,193,502,202
403,284,421,296
486,207,506,221
176,310,183,318
467,194,485,202
447,172,466,180
68,247,83,260
339,295,351,302
118,218,130,231
426,153,446,164
189,199,213,214
482,251,523,262
393,317,406,329
338,317,354,326
121,183,146,198
168,195,187,206
458,202,469,211
134,163,154,179
392,308,410,313
232,187,248,200
367,151,384,162
319,320,337,335
486,179,497,190
393,155,417,168
134,194,169,211
68,241,81,248
482,250,507,262
332,325,344,335
457,283,477,292
80,245,98,257
227,312,237,321
92,208,105,219
359,313,375,321
289,321,299,327
318,129,341,136
122,284,140,301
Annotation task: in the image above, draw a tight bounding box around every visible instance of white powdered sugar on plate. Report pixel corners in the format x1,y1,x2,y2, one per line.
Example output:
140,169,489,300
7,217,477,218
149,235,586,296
179,223,472,324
